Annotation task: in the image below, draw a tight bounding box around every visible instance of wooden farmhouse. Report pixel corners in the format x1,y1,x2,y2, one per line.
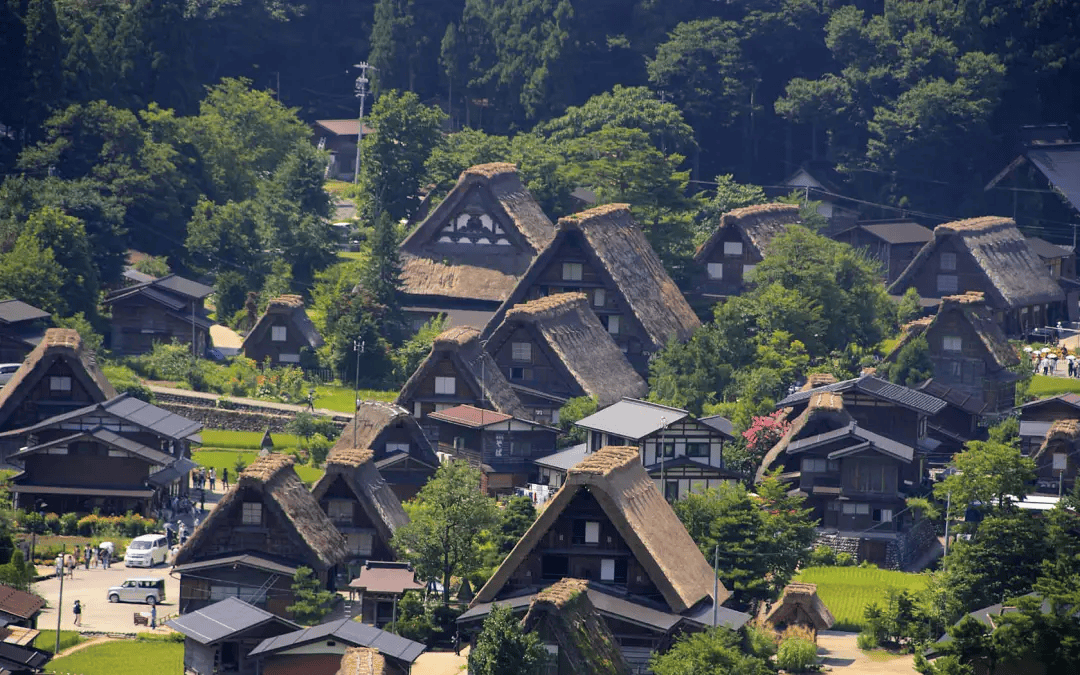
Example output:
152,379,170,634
780,161,860,234
483,293,647,425
460,445,749,673
396,326,527,441
1030,420,1079,496
103,273,214,356
5,394,201,515
241,295,323,367
1028,235,1080,323
249,619,425,675
757,391,933,568
311,120,371,181
1018,394,1080,453
331,401,438,501
690,203,802,301
832,220,933,284
397,163,556,330
0,300,50,364
482,204,700,376
887,217,1066,335
310,448,409,581
173,454,348,617
0,329,115,461
427,404,560,496
573,398,740,501
168,597,299,675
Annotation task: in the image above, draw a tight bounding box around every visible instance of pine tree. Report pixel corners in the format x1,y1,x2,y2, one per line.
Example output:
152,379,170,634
286,566,335,625
21,0,63,144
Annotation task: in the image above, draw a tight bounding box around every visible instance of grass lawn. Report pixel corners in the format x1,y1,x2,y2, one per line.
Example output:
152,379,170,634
315,383,395,412
33,630,84,654
793,566,930,631
879,337,899,355
324,180,354,197
198,429,303,449
193,449,324,485
47,640,182,674
1028,374,1080,398
336,250,367,262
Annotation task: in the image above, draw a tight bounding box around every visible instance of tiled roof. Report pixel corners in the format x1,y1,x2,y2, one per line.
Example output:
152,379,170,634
427,404,513,428
0,585,44,621
776,375,946,415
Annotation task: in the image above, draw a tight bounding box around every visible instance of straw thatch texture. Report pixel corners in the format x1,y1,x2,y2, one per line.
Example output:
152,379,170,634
1036,419,1080,460
336,647,388,675
396,327,528,419
799,373,839,392
332,401,436,463
474,445,722,613
888,217,1064,308
311,447,409,546
694,203,802,262
174,453,347,569
763,583,835,631
520,579,631,675
0,328,116,424
240,295,323,350
756,394,853,482
941,293,1019,370
491,293,647,407
398,163,555,303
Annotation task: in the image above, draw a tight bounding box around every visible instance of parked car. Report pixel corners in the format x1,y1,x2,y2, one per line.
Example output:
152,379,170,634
123,534,169,567
106,577,166,605
0,364,21,386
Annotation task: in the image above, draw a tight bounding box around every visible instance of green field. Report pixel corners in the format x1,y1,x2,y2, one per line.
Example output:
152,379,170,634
192,449,324,485
46,640,182,674
314,384,395,412
33,630,84,654
793,566,930,631
198,429,303,449
1028,374,1080,398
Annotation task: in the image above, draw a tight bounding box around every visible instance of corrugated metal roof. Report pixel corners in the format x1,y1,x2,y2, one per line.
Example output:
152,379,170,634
1019,420,1054,439
574,398,689,440
1027,144,1080,213
699,415,734,438
1026,236,1074,260
533,443,588,471
0,300,49,325
776,375,946,415
249,619,425,663
153,274,214,300
167,597,296,644
859,221,933,245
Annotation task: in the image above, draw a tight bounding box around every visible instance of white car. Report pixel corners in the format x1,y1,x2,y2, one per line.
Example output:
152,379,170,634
123,534,169,567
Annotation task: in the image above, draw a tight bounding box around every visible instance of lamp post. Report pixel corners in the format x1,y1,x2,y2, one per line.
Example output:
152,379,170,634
352,63,375,185
352,339,365,447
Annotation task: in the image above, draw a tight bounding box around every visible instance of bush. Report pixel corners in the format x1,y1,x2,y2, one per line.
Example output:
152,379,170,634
308,434,331,465
20,511,46,534
856,631,878,650
114,379,155,402
44,513,60,534
76,514,99,536
835,552,855,566
744,622,779,660
808,545,836,567
59,513,79,536
858,560,878,569
776,636,818,672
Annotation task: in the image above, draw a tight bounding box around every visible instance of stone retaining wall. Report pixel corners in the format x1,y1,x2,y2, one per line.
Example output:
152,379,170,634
813,518,936,570
150,391,349,434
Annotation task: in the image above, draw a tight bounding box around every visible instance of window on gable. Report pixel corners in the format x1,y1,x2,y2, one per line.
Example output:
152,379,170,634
241,503,262,526
584,521,600,544
940,252,957,271
707,263,723,280
1053,453,1068,471
562,262,583,281
49,376,72,393
606,315,620,335
434,377,455,395
593,289,606,307
511,342,531,362
943,336,962,351
723,241,743,256
271,326,287,342
937,274,958,293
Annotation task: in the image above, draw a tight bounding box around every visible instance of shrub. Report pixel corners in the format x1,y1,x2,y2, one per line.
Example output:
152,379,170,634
76,514,99,536
308,434,331,465
44,513,60,534
21,511,46,534
744,622,779,660
114,379,155,402
858,560,878,569
808,545,836,567
776,636,818,672
59,513,79,536
856,631,878,650
835,552,855,566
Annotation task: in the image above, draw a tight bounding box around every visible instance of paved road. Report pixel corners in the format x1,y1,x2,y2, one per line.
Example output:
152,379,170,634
818,631,915,674
34,563,180,634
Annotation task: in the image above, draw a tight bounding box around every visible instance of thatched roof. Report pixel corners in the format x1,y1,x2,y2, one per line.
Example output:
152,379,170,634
474,445,722,613
757,392,852,482
1035,419,1080,460
396,326,528,419
174,453,347,570
0,328,116,426
694,203,802,262
763,583,835,631
799,373,839,392
332,401,436,464
888,217,1064,309
487,293,647,408
241,295,323,350
484,204,699,351
398,163,555,304
311,448,409,547
520,579,631,675
336,648,388,675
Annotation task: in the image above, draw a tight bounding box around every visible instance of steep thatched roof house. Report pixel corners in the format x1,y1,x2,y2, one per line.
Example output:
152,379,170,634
762,583,835,633
484,293,647,422
519,578,631,675
331,402,438,501
0,300,50,364
460,445,748,672
0,329,115,461
1031,419,1079,495
887,217,1066,334
310,448,408,574
690,203,802,300
398,163,556,330
241,295,323,366
483,204,700,376
757,392,931,568
173,454,347,617
396,326,527,439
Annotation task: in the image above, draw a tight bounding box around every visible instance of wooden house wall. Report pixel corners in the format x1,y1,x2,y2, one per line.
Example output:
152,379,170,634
243,313,315,365
179,568,295,617
1033,440,1077,495
0,334,34,364
317,474,395,562
692,224,764,297
20,446,153,488
184,637,216,675
839,393,924,448
405,353,484,434
109,296,208,356
490,325,580,403
902,238,994,305
924,311,1012,410
640,418,726,468
832,231,922,283
1020,401,1080,423
1,357,107,433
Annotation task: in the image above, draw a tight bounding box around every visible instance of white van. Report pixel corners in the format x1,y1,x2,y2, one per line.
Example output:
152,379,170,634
123,534,169,567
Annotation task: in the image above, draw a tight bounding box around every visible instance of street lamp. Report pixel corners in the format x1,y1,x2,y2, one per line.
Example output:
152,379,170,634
352,339,365,447
352,63,375,185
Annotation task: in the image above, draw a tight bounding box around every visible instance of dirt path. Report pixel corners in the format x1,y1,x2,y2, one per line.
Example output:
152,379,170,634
410,647,468,675
54,635,114,659
817,632,915,674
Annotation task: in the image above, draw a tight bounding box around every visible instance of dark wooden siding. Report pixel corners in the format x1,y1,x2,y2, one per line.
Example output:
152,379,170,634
109,296,208,356
243,316,315,365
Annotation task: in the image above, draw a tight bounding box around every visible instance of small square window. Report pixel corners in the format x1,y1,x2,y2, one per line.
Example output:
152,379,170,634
686,443,709,457
593,289,606,307
385,442,409,454
943,336,962,351
278,353,300,363
707,263,723,280
509,367,525,380
940,252,957,271
606,315,620,335
434,377,455,395
742,264,756,278
1053,453,1068,471
50,376,72,392
661,442,675,458
584,521,600,544
242,502,262,526
511,342,531,362
601,558,615,581
723,241,743,256
562,262,583,281
271,325,287,342
937,274,958,293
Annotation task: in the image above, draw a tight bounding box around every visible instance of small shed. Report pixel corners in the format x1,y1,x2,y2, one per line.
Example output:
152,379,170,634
168,597,299,675
762,583,835,633
348,561,424,627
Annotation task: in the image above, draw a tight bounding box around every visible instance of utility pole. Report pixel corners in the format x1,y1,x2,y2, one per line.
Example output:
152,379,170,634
660,416,668,502
712,544,720,628
352,339,364,447
55,545,65,653
943,491,952,557
352,62,375,185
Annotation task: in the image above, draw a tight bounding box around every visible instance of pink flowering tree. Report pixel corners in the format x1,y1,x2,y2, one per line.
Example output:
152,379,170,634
742,410,791,469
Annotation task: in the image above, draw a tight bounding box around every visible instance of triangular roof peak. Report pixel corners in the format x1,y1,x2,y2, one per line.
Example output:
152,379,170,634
312,447,410,546
460,162,519,180
694,202,801,263
556,203,634,231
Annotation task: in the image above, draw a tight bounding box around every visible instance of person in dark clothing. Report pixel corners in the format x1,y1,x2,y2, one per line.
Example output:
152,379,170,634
222,467,229,490
73,600,82,626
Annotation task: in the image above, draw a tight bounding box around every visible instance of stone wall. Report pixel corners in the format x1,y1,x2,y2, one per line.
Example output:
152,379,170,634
150,391,350,434
813,518,936,570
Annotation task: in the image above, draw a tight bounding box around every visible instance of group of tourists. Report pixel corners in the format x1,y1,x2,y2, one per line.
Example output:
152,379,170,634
191,466,228,492
54,542,113,580
1031,345,1080,377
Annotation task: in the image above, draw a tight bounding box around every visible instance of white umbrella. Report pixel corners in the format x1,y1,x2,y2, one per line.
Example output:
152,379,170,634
1042,347,1052,353
1068,355,1075,360
1049,353,1059,359
1024,346,1034,353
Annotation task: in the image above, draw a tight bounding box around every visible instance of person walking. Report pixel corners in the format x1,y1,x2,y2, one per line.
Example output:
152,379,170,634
222,467,229,490
91,546,98,569
101,547,110,570
72,599,82,626
209,468,216,492
84,544,91,570
150,603,157,629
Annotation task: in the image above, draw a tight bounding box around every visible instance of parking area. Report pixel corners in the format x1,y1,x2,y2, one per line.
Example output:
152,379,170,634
34,563,180,634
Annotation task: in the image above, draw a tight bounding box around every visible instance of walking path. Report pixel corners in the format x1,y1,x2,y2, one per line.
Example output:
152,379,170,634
817,632,915,674
147,384,351,420
54,635,113,658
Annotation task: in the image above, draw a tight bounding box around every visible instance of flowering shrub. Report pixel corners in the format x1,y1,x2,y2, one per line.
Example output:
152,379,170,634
742,410,791,467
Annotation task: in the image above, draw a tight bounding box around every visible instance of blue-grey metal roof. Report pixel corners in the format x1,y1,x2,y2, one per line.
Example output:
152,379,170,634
123,269,157,284
153,274,215,300
682,596,752,630
533,443,588,472
698,414,735,438
17,394,203,441
147,457,199,486
1019,420,1054,440
249,619,425,663
1026,144,1080,213
0,300,49,325
167,597,297,645
574,398,689,440
776,375,946,415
